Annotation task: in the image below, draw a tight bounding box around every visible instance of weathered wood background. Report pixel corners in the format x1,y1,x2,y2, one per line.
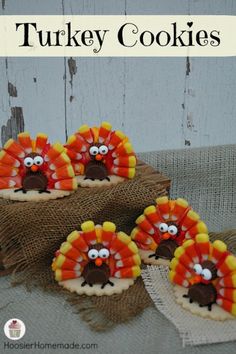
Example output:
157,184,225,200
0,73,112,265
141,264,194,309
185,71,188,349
0,0,235,152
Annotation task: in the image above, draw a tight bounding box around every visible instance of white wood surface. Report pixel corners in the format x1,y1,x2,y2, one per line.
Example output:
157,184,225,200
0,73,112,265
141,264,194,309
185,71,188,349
0,0,235,152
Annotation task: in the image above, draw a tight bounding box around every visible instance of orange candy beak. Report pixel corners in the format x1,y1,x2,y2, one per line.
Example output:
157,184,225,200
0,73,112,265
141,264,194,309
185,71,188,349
95,258,103,267
95,154,103,161
31,165,39,172
189,275,202,285
162,232,171,240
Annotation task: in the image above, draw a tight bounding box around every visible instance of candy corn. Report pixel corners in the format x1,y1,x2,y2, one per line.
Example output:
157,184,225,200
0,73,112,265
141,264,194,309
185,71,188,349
182,239,200,264
53,254,82,271
52,165,74,179
111,166,135,179
169,270,189,287
185,221,208,239
131,227,157,250
49,152,71,170
45,142,64,162
114,241,138,260
170,258,191,278
4,139,25,159
0,177,17,189
81,221,97,245
218,272,236,288
66,134,87,152
98,121,112,143
195,234,210,261
217,255,236,277
113,156,136,168
114,265,141,278
0,150,20,167
54,178,77,190
110,232,131,254
112,142,134,158
0,165,18,177
108,131,126,150
101,222,116,246
171,198,189,221
211,240,227,264
216,296,236,316
144,205,162,227
55,269,81,282
156,196,170,220
78,125,93,144
17,132,32,154
35,133,48,154
174,246,194,268
67,230,89,253
180,210,200,231
116,254,141,268
59,242,83,263
135,214,155,235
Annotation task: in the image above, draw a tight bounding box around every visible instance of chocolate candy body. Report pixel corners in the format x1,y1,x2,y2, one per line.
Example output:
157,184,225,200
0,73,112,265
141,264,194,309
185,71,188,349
82,262,110,285
188,283,217,306
155,239,178,260
22,171,48,191
85,160,109,180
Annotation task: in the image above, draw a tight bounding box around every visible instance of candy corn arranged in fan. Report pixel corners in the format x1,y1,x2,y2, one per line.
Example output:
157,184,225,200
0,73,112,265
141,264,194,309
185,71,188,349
169,233,236,316
64,122,136,187
131,196,208,265
0,132,77,200
52,221,141,295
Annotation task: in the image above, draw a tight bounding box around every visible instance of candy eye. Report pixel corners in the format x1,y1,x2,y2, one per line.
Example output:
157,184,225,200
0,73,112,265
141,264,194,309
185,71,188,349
33,156,44,166
193,263,202,275
98,248,110,259
88,249,99,259
159,223,168,233
168,225,178,236
201,268,212,280
24,157,34,167
89,146,99,156
98,145,108,155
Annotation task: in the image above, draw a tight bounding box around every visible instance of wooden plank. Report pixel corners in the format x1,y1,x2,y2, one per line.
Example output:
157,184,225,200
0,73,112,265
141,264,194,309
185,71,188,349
0,1,66,145
63,0,126,141
0,0,64,14
182,0,236,147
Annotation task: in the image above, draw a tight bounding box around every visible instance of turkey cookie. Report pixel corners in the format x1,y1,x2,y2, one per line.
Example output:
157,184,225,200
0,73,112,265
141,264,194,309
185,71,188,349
131,197,208,266
169,234,236,320
0,132,77,201
52,221,141,296
64,121,136,187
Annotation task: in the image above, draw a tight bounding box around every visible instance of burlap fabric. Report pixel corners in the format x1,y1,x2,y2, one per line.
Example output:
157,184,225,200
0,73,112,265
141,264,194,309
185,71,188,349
0,161,169,331
142,230,236,347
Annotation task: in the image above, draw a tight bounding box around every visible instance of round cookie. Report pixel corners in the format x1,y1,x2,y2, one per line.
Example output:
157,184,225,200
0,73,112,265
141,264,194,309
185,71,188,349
131,196,208,266
0,132,77,201
52,221,141,296
64,121,136,187
169,234,236,319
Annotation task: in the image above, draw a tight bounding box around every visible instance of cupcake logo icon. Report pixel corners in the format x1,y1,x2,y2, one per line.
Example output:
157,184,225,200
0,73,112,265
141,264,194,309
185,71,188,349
4,319,26,340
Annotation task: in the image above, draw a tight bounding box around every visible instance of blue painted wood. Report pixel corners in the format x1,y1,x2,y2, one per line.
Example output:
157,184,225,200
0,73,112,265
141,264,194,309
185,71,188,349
0,0,235,151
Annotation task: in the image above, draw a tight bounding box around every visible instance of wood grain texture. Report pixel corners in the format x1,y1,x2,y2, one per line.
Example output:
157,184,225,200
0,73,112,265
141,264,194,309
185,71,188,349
0,0,235,152
0,1,67,145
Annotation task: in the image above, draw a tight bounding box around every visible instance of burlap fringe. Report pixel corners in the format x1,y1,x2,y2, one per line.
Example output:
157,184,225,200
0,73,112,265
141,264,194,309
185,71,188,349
66,292,114,332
